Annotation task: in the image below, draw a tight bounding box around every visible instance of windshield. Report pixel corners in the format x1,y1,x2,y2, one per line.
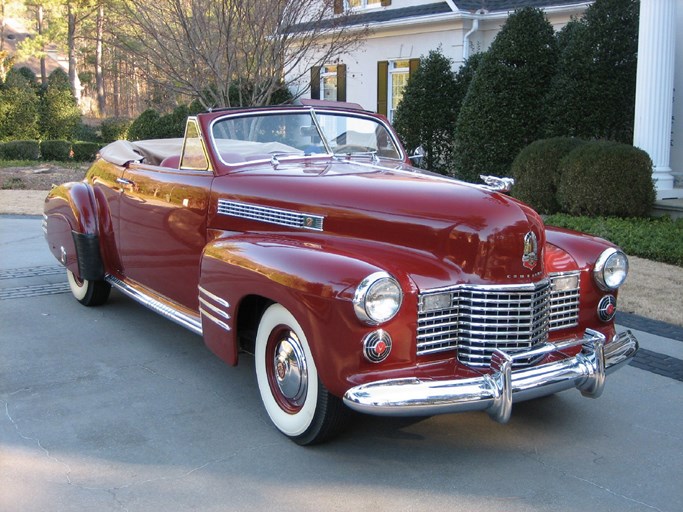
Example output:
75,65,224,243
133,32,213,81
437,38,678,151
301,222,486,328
211,110,402,165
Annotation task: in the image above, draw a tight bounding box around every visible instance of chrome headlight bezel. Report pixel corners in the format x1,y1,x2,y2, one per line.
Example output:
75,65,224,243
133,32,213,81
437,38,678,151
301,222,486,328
593,248,629,291
353,272,403,325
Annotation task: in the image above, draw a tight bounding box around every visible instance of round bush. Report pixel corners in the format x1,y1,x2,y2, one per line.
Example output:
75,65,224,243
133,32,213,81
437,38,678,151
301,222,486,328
557,141,655,218
40,140,72,161
100,117,132,142
128,109,161,141
511,137,585,214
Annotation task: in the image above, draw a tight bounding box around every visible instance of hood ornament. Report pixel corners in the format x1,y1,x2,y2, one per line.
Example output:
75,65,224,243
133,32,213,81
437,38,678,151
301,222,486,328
522,231,538,270
480,175,515,193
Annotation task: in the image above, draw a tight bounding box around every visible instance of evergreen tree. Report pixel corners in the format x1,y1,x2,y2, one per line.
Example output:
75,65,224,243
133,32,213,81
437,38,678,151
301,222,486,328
40,69,82,140
0,69,41,141
545,0,639,143
393,49,458,174
452,7,557,182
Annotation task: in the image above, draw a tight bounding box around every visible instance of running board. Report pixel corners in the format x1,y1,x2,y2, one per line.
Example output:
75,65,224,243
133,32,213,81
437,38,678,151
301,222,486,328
106,275,203,336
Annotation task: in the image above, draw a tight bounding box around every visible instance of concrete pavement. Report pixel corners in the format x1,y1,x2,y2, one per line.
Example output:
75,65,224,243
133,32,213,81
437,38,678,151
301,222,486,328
1,215,682,512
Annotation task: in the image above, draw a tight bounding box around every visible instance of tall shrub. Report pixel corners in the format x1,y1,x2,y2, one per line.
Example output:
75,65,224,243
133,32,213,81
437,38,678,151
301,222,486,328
0,69,41,141
40,68,81,140
393,49,458,174
453,8,557,182
545,0,639,143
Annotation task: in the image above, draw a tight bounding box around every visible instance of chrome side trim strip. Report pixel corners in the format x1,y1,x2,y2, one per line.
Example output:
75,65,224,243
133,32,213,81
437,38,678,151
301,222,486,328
198,285,230,308
343,329,639,422
105,275,202,335
199,307,231,332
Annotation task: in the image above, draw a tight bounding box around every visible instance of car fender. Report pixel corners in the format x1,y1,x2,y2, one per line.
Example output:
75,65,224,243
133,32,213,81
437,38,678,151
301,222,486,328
44,181,105,280
198,232,418,394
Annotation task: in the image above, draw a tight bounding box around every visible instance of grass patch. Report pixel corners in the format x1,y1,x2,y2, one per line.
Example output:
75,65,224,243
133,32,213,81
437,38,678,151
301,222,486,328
0,159,85,169
545,214,683,267
1,177,26,189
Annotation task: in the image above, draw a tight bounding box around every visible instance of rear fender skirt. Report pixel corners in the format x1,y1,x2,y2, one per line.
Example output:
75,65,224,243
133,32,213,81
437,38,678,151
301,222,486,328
44,181,106,278
72,231,105,280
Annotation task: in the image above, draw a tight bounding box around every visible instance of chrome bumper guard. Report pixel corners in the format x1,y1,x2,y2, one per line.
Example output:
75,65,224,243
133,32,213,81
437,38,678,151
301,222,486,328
343,329,638,423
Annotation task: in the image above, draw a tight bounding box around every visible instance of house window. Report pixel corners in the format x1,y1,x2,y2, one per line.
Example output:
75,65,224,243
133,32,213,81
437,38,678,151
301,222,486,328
321,65,338,101
388,60,409,122
377,58,419,120
347,0,381,9
311,64,347,102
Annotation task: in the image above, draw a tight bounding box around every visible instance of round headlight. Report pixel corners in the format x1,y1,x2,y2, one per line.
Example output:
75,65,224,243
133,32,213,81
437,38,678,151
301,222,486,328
594,248,628,290
353,272,402,325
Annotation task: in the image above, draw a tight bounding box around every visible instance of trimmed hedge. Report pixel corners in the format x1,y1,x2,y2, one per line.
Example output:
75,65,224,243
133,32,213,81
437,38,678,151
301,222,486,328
0,140,40,160
72,142,100,162
511,137,585,214
545,214,683,267
40,139,72,161
556,141,655,218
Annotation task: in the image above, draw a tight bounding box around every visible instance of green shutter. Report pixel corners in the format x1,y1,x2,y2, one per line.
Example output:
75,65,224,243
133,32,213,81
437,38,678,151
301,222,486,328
311,66,321,100
409,58,420,77
377,61,388,116
381,0,391,6
334,0,343,14
337,64,347,102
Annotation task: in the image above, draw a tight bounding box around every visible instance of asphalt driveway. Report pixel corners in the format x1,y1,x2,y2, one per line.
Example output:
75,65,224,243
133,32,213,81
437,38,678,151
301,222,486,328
1,216,682,512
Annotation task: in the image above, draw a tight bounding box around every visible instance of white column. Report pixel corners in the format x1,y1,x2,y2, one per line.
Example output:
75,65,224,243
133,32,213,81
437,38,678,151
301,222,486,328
633,0,676,199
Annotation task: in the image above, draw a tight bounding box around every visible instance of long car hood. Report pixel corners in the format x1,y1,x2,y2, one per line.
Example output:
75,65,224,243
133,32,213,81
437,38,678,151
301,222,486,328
211,159,547,285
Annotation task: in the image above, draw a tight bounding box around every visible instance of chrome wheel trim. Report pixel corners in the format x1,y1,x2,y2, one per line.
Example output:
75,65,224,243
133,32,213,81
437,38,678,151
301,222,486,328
272,332,308,407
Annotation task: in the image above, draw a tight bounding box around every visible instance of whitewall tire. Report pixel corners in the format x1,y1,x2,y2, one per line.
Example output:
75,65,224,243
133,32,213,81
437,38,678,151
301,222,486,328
254,303,349,445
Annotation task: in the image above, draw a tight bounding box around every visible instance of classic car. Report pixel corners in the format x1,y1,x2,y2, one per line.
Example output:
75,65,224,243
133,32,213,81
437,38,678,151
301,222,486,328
43,101,638,445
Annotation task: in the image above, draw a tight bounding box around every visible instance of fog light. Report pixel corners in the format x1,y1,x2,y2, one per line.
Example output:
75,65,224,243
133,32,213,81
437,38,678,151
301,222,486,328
362,330,392,363
420,292,452,313
597,295,617,322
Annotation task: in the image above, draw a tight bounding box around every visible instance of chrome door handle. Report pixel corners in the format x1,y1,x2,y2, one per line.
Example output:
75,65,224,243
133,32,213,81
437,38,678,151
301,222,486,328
116,177,134,186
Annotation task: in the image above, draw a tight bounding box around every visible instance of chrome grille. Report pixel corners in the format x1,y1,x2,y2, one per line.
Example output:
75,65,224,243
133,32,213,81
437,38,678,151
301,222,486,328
217,199,324,231
417,274,580,368
549,272,580,331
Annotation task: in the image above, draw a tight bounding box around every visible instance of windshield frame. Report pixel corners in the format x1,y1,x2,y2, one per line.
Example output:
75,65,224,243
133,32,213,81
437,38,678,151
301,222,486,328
208,107,406,168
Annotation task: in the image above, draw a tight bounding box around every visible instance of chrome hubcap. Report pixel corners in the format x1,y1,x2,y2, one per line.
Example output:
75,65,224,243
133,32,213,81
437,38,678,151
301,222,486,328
272,332,308,406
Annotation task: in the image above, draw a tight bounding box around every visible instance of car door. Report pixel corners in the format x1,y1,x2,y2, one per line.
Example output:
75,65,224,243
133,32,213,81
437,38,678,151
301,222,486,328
117,119,213,310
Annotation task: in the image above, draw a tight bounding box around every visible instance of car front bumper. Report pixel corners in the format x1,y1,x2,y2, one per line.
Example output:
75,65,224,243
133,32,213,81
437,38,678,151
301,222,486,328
342,329,638,423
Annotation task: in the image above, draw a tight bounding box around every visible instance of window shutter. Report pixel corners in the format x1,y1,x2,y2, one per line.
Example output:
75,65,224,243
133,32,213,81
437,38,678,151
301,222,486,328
337,64,347,102
409,58,420,77
381,0,391,6
377,61,389,116
311,66,321,100
334,0,343,14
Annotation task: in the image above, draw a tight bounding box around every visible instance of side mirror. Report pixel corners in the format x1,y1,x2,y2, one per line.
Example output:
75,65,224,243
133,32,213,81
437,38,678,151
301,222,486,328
408,145,425,166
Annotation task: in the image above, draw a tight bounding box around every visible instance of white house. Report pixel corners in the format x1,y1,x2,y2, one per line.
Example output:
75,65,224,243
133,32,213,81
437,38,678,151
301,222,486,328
288,0,681,200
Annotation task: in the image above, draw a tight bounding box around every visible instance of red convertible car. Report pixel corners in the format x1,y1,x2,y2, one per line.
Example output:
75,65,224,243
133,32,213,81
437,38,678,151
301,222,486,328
43,103,638,444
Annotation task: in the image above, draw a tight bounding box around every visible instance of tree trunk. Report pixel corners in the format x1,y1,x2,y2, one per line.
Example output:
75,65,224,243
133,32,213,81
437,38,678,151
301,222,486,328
37,5,47,85
67,3,81,105
96,2,106,115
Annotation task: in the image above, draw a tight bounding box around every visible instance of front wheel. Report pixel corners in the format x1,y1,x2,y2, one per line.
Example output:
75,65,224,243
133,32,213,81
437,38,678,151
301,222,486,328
255,303,349,445
67,269,111,307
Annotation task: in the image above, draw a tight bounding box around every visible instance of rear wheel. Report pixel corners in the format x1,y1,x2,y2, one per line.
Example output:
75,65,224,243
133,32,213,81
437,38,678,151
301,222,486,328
67,269,111,307
255,303,349,445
